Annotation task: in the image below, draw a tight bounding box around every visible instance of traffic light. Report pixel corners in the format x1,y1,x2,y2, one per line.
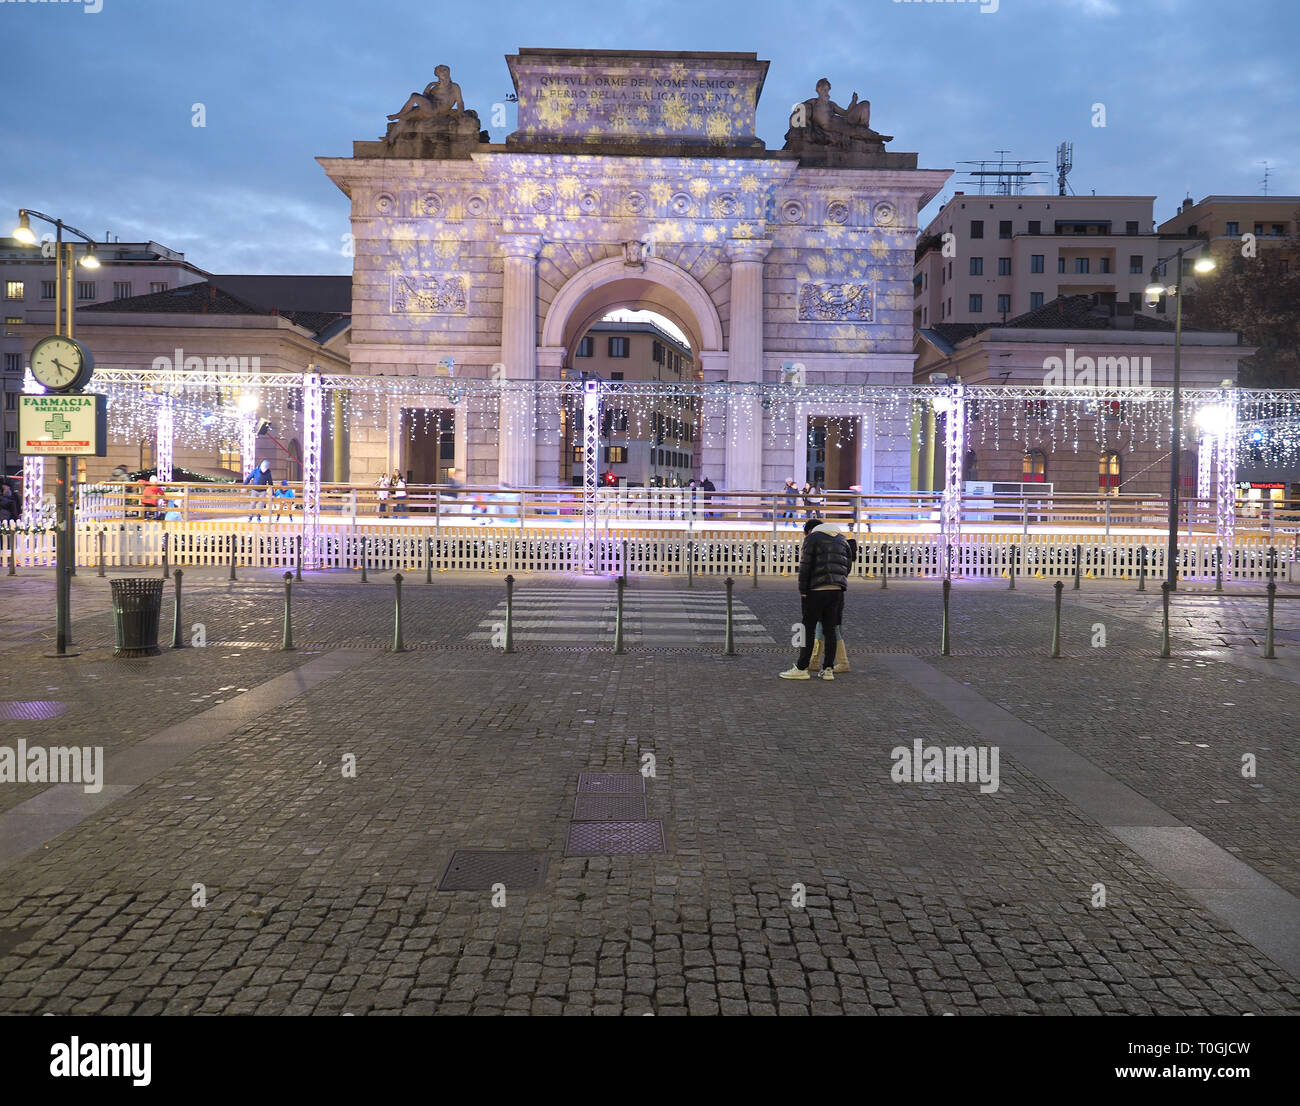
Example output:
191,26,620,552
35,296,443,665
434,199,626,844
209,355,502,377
603,471,618,487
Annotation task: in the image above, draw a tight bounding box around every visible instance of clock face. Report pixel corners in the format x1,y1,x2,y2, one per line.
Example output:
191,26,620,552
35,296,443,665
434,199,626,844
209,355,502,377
30,336,93,392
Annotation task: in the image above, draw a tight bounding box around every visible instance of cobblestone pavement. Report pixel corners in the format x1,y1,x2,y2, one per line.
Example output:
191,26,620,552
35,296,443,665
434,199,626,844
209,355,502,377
0,569,1297,1014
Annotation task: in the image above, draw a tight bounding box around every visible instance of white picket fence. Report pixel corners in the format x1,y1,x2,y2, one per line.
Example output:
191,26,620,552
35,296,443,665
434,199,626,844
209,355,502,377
1,521,1294,582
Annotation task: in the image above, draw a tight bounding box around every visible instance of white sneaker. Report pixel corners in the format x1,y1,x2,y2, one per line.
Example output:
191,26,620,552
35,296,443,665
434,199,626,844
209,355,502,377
779,666,810,680
820,669,835,681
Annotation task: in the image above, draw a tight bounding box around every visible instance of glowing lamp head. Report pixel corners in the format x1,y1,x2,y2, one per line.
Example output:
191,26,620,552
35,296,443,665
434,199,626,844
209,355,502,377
78,248,100,270
12,212,37,246
1193,255,1216,274
1196,403,1230,437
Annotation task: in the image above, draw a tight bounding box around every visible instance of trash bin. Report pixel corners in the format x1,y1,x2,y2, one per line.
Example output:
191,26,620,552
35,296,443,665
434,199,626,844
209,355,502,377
111,578,163,658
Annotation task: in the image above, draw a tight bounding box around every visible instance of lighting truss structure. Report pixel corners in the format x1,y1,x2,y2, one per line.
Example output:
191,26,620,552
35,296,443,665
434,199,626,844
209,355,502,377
582,378,601,574
939,381,965,575
86,367,1300,555
302,371,323,569
20,369,43,525
1215,390,1239,575
155,394,174,481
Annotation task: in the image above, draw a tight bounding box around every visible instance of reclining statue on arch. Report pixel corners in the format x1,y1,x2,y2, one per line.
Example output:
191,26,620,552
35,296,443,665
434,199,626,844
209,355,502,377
383,64,483,148
787,77,893,151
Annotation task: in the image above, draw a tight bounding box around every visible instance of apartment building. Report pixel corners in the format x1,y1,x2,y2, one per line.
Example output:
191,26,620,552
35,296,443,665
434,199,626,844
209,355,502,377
915,195,1165,329
1158,194,1299,271
1,236,206,472
560,319,701,487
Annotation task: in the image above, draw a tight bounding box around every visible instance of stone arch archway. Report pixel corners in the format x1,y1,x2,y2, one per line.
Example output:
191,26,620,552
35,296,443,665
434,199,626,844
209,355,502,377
541,255,725,363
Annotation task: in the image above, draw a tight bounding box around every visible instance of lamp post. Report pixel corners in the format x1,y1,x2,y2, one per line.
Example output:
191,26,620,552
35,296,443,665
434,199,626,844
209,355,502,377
1145,245,1216,590
13,210,101,657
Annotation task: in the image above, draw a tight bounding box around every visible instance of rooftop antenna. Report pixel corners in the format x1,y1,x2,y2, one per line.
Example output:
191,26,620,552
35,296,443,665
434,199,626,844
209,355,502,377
1259,161,1271,196
1056,141,1073,196
956,150,1049,196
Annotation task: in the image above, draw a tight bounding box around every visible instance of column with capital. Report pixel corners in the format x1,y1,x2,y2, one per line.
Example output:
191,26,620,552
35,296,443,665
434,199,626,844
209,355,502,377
725,238,772,491
499,235,541,487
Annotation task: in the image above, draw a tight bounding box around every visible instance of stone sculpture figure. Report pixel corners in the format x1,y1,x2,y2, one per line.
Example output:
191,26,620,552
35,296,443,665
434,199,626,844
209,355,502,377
786,77,892,153
382,64,486,157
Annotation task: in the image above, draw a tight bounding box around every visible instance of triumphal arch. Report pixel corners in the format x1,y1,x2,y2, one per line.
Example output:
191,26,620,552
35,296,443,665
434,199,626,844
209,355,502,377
319,48,950,491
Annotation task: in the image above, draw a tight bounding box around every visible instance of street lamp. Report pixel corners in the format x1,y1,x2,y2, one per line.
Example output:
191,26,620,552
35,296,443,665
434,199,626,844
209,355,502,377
12,209,105,658
1144,244,1216,589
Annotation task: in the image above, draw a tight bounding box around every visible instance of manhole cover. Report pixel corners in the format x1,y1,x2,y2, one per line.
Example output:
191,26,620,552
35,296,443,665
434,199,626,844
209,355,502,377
437,850,548,891
565,821,666,857
572,793,648,821
0,701,68,722
576,773,645,794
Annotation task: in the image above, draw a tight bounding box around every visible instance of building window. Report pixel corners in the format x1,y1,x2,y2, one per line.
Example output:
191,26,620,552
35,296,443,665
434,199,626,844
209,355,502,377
5,317,20,327
1028,220,1041,235
4,391,15,410
41,281,56,299
114,281,132,299
575,336,592,357
969,257,983,276
1074,258,1090,274
1129,292,1144,310
4,431,15,452
1129,254,1144,274
969,294,983,313
922,307,927,325
997,257,1012,276
608,336,629,358
1058,257,1066,273
604,446,627,463
5,281,23,301
1099,257,1111,273
1272,224,1285,236
77,281,96,300
1022,450,1046,482
1254,223,1263,236
1225,221,1239,236
4,353,21,373
609,371,623,381
999,220,1012,239
1030,254,1044,273
652,341,663,363
970,220,984,239
1025,400,1049,420
997,294,1011,314
1099,450,1121,495
1030,292,1044,309
1126,221,1140,235
219,440,241,472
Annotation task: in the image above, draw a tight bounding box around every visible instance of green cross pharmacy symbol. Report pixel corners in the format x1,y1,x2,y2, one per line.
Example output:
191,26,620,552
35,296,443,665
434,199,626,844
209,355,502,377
44,412,73,440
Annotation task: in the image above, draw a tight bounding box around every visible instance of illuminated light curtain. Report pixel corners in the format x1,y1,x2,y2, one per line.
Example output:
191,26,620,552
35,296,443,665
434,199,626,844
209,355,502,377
21,369,44,525
583,379,600,574
302,371,323,568
939,381,965,575
155,394,174,481
1215,391,1238,573
241,415,257,478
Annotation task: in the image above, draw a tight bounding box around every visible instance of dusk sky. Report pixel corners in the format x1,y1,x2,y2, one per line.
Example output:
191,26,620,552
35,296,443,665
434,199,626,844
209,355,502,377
3,0,1295,275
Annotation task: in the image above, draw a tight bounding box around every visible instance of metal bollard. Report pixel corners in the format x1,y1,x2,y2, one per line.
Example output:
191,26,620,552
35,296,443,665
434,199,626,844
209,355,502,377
881,543,888,589
724,576,736,656
622,538,629,584
295,534,303,582
392,573,406,653
1268,545,1278,583
1160,582,1171,659
752,541,759,588
941,578,951,656
1073,544,1082,590
7,529,14,576
1138,545,1146,592
1008,545,1016,590
504,574,515,654
97,529,106,578
281,571,295,651
229,533,237,581
1215,545,1223,592
426,537,433,584
1051,580,1063,658
171,568,184,649
162,531,170,580
360,536,368,583
614,576,625,655
687,540,694,588
1264,580,1277,659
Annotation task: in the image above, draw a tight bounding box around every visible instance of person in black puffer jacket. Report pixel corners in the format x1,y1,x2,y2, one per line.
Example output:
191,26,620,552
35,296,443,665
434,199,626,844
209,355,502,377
780,519,851,680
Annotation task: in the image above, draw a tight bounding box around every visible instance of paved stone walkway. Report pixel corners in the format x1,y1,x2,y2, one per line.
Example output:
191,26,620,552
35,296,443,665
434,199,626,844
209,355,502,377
0,569,1296,1014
